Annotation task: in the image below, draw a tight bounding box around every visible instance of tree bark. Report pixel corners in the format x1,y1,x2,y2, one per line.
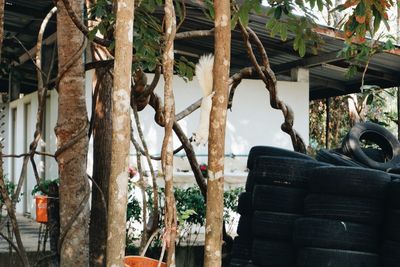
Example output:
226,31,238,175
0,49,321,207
204,1,231,266
347,94,361,126
55,0,90,266
162,1,177,266
89,65,113,267
105,0,135,266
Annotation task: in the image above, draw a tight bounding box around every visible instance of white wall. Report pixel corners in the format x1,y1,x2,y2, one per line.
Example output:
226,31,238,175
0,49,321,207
131,74,309,177
6,90,59,214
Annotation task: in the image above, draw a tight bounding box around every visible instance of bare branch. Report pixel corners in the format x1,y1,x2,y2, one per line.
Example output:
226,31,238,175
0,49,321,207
175,28,215,40
131,100,160,234
2,151,55,158
175,98,202,121
176,0,186,32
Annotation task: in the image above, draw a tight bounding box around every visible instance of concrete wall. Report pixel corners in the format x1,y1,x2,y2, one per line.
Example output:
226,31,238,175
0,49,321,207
4,71,309,216
132,74,309,182
5,90,59,214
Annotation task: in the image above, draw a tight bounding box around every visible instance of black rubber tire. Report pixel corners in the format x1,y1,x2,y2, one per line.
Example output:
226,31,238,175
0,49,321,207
316,149,366,167
229,258,251,267
237,215,252,237
293,217,379,253
251,239,294,267
252,185,306,213
388,179,400,209
388,172,400,181
231,236,252,260
297,247,380,267
304,194,384,225
385,209,400,242
308,166,390,199
251,211,301,240
246,156,329,192
362,147,387,162
342,122,400,170
247,146,314,170
381,240,400,267
237,192,252,216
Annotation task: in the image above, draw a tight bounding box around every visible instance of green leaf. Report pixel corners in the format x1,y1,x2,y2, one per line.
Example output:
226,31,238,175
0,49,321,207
280,23,288,41
384,39,394,50
274,6,283,19
271,22,281,38
355,0,366,16
231,12,239,29
293,36,300,51
373,12,381,34
316,0,324,11
186,65,194,81
266,18,277,30
239,7,250,27
179,61,186,73
298,39,306,57
309,0,316,9
365,93,373,105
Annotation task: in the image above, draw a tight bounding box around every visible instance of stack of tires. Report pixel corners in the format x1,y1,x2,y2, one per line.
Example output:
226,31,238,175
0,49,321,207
382,176,400,266
230,146,328,266
294,166,391,267
229,191,253,266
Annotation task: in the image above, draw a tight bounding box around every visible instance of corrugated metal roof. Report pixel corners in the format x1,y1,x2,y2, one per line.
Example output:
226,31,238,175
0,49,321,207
2,0,400,100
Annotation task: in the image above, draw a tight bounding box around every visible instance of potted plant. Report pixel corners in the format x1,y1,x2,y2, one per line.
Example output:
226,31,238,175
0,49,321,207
31,178,59,223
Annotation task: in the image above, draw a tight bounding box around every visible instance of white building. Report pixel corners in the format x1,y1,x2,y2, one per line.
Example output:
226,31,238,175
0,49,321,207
3,68,310,216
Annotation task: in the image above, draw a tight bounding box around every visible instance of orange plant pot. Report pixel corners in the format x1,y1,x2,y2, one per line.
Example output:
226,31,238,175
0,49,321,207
124,256,166,267
35,195,48,223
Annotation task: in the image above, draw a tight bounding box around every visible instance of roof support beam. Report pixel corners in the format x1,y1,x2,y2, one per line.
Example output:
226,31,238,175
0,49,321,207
6,4,46,19
13,32,57,66
312,75,347,92
274,51,343,74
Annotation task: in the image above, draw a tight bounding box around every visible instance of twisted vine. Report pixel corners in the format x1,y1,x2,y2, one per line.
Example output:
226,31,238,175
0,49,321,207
237,21,306,153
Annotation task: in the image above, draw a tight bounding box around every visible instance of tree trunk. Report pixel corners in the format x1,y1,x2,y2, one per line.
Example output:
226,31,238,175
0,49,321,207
89,64,113,267
162,0,177,266
105,0,135,265
55,0,90,266
204,1,231,266
347,95,360,126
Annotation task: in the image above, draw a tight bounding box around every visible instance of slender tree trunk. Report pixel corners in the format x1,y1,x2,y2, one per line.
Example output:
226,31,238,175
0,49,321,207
105,0,135,265
55,0,90,266
162,0,177,265
90,64,113,267
204,1,231,266
347,95,360,126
